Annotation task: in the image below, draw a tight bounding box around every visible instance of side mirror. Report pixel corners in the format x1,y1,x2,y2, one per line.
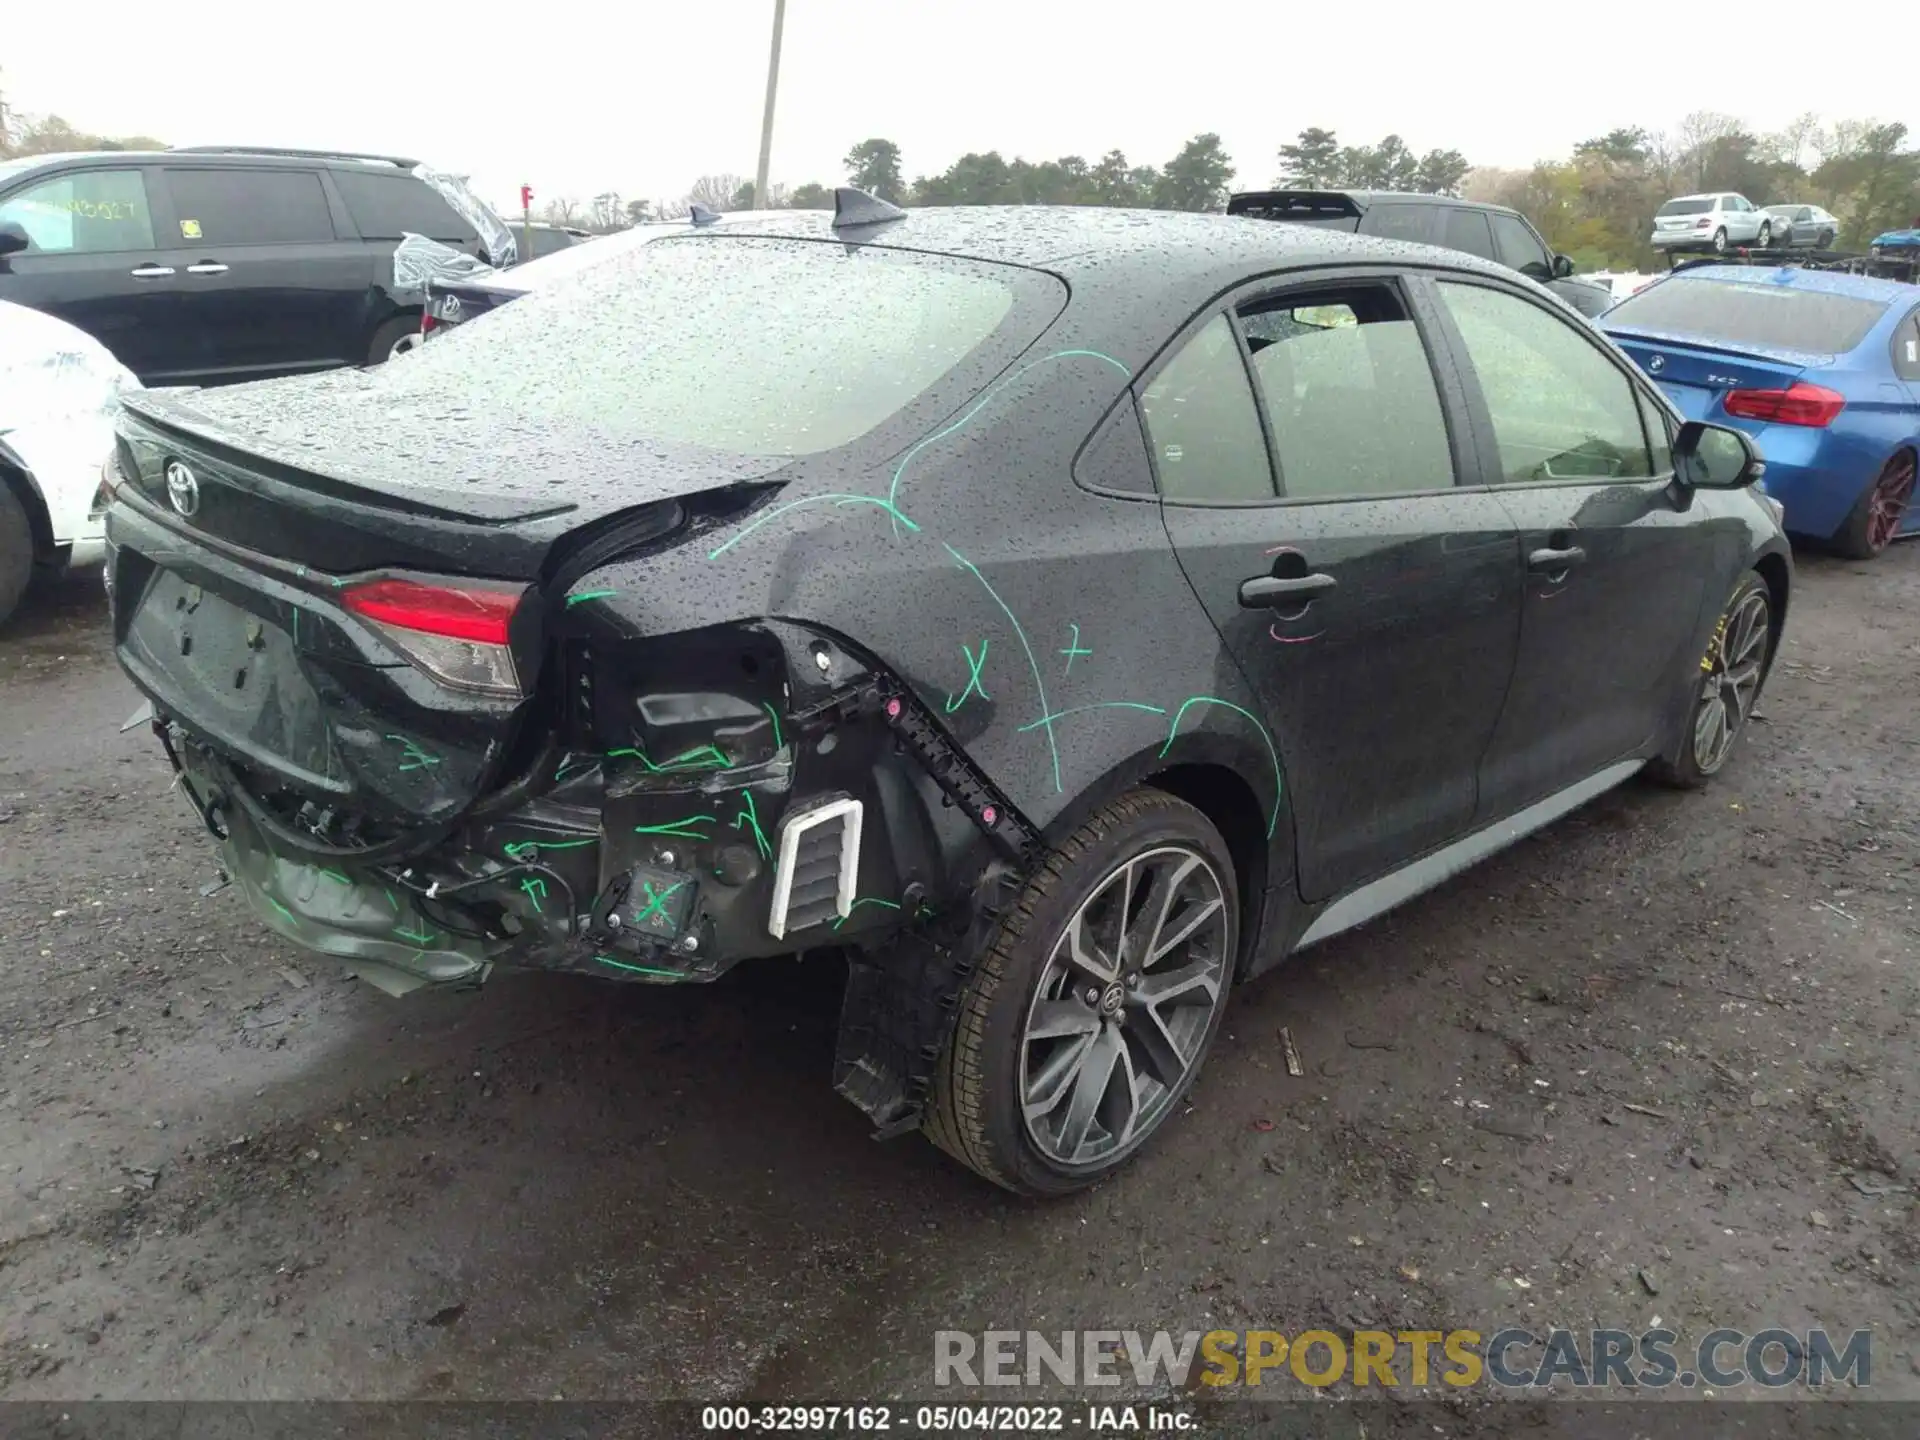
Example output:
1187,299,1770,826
1674,419,1763,489
0,222,29,258
1552,253,1575,279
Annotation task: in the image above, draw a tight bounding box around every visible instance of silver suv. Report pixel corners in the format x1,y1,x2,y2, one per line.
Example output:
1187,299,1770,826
1651,193,1772,253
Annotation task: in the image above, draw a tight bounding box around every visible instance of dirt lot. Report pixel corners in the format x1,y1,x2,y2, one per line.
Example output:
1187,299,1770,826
1,545,1916,1415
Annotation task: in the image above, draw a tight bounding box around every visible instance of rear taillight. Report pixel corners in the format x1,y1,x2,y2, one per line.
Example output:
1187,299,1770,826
90,452,122,518
342,577,525,696
1723,382,1846,428
1695,217,1711,228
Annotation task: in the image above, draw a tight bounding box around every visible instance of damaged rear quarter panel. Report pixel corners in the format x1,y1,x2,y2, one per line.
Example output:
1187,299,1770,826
568,315,1293,925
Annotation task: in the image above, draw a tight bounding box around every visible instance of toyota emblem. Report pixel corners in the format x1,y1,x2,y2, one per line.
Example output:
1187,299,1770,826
165,461,200,518
1647,354,1666,374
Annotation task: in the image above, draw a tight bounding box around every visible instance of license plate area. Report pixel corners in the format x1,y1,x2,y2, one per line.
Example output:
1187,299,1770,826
123,566,344,788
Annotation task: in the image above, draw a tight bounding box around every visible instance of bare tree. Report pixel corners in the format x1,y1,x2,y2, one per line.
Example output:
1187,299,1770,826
1671,111,1743,188
589,191,625,232
540,196,584,227
687,173,747,211
1762,111,1823,170
654,195,692,221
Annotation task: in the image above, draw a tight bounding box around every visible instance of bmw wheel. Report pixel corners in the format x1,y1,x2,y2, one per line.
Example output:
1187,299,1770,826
1836,450,1916,560
925,788,1238,1195
1650,573,1771,789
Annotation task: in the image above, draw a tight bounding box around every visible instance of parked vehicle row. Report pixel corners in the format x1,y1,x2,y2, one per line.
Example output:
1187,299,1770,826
98,194,1789,1194
1651,192,1840,254
0,147,515,386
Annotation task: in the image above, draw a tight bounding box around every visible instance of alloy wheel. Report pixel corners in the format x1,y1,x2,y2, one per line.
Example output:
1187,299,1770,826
1865,452,1916,554
1757,222,1772,248
1712,227,1728,253
1018,845,1230,1168
1693,587,1771,774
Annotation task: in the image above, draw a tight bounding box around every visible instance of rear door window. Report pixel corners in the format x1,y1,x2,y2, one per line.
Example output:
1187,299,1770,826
331,169,478,244
1240,285,1456,499
1364,205,1435,244
0,168,155,253
1439,209,1496,261
163,168,335,245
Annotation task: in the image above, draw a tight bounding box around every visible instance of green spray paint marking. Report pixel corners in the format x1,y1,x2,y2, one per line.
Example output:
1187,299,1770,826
565,589,617,607
385,735,442,773
732,789,771,860
832,897,902,932
608,742,731,773
319,868,352,886
265,895,298,925
596,955,682,978
504,838,598,864
393,923,438,945
944,640,991,713
383,887,400,912
1159,696,1285,838
632,880,686,930
291,608,300,645
762,702,784,752
519,876,547,913
707,494,919,560
1017,701,1167,732
633,816,714,840
943,543,1061,795
1060,623,1093,671
885,349,1134,529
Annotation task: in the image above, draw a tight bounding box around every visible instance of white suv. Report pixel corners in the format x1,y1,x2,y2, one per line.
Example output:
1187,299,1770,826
1651,193,1773,253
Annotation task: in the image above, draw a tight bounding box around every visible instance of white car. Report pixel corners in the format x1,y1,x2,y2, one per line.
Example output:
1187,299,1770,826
0,298,136,625
1650,192,1773,254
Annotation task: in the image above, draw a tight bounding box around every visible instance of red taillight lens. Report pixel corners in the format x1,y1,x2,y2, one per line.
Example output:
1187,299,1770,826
342,578,526,695
1695,217,1711,227
1722,382,1846,428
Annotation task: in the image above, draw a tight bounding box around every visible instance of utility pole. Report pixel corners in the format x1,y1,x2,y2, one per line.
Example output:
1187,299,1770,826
752,0,787,210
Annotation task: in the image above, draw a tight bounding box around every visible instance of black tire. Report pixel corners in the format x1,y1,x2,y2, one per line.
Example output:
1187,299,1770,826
1756,221,1772,248
1819,228,1837,249
1711,227,1729,253
1648,572,1771,790
367,314,423,366
924,787,1240,1196
1834,450,1916,560
0,482,37,630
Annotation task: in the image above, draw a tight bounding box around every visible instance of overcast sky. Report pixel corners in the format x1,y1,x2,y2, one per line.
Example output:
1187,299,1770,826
6,1,1899,213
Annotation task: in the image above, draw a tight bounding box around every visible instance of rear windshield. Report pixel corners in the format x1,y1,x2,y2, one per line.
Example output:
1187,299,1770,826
1657,198,1713,216
373,236,1056,457
1605,277,1885,355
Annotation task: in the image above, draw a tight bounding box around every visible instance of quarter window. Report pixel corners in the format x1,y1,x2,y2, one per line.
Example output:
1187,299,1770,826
1437,281,1654,484
1240,287,1455,500
1440,209,1496,260
1138,314,1274,502
0,169,154,253
163,169,335,245
1893,309,1920,383
1489,213,1549,274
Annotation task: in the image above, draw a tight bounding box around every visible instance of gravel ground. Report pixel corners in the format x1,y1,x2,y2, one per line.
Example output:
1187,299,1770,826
0,545,1916,1418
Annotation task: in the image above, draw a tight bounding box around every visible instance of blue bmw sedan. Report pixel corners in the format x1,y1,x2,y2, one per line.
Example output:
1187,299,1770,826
1602,266,1919,557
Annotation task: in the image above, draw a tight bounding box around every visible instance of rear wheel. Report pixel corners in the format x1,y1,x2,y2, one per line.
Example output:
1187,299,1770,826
1649,573,1771,789
924,788,1238,1196
1711,226,1729,253
0,483,37,629
1836,451,1916,560
367,315,423,366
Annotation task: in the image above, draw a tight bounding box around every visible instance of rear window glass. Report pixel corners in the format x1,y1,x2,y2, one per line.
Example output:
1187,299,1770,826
375,237,1050,457
333,169,476,243
1657,198,1713,216
1605,278,1885,355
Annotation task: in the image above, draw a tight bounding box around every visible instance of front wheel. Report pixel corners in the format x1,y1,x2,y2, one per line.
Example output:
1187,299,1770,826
1819,228,1837,249
924,788,1239,1195
1648,573,1772,789
1756,221,1772,248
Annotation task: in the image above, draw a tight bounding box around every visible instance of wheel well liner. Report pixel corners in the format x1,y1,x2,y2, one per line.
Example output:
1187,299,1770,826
0,452,54,562
1145,762,1267,975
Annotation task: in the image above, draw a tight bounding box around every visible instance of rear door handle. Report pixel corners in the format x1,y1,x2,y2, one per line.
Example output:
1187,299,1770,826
1239,572,1337,608
1528,545,1587,572
130,264,175,279
185,261,229,275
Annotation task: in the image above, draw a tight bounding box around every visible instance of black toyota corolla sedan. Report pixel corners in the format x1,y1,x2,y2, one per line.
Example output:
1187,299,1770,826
101,190,1790,1195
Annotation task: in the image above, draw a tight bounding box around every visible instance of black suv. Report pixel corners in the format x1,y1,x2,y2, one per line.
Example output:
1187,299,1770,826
0,147,515,386
1228,190,1614,318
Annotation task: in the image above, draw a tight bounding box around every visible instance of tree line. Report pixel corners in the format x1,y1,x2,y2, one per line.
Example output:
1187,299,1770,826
5,79,1914,271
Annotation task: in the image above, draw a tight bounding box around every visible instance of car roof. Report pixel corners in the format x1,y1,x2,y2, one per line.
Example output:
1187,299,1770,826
1232,188,1524,219
1668,192,1733,202
1667,264,1915,308
0,148,417,175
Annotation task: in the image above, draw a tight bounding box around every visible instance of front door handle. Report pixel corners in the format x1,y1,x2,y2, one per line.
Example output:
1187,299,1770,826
185,261,229,275
1239,572,1337,608
1528,545,1587,572
130,264,175,279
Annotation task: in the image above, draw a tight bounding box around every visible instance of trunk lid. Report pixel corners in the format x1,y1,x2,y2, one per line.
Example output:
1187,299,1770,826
1604,330,1820,421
